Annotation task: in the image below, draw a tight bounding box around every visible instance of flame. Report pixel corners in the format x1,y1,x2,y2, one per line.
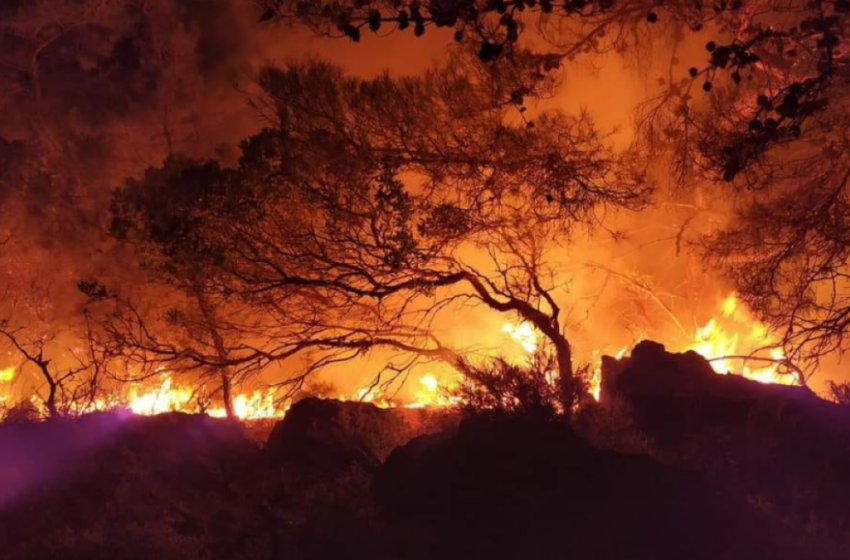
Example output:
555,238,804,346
684,293,797,386
0,367,14,407
206,388,282,419
502,318,631,402
501,321,539,354
500,293,796,408
123,374,284,420
0,293,800,420
127,374,193,415
589,346,627,402
347,373,461,410
409,374,461,408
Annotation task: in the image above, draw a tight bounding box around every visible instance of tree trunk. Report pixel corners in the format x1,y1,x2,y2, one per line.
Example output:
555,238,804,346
220,369,235,419
43,376,59,418
194,289,236,420
551,335,575,414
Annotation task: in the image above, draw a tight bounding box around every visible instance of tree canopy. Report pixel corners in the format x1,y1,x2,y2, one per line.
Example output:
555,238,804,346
100,56,647,407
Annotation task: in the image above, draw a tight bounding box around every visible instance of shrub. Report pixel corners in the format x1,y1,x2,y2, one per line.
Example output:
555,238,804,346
453,353,565,420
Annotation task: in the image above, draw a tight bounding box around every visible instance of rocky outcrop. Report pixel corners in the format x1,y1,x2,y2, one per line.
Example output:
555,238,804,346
265,397,458,476
601,340,850,555
600,339,814,404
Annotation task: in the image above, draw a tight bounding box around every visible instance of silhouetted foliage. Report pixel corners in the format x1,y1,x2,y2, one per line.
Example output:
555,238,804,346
95,56,647,404
453,353,585,418
827,380,850,406
260,0,618,60
615,2,850,369
262,0,850,191
705,168,850,370
0,318,114,418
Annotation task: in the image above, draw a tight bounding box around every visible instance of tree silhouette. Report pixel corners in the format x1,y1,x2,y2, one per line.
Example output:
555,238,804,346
263,0,850,182
0,316,113,418
705,167,850,372
99,56,647,409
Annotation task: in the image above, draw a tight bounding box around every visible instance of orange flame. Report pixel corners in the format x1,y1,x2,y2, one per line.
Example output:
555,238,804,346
0,367,13,407
125,374,284,419
348,373,461,410
684,293,797,386
0,293,799,420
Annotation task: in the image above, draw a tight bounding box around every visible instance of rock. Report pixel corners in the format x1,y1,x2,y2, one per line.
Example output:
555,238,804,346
602,340,810,403
375,415,783,560
264,397,458,477
601,340,850,556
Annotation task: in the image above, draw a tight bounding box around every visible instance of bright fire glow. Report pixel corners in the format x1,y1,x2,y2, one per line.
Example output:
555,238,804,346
0,293,800,420
498,293,797,406
350,373,461,410
207,388,281,419
684,293,797,386
127,374,193,416
502,318,626,402
125,374,284,420
589,346,627,402
0,366,12,406
501,321,538,354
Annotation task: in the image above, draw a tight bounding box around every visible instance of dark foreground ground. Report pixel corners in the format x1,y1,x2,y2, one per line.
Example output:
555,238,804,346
2,341,850,560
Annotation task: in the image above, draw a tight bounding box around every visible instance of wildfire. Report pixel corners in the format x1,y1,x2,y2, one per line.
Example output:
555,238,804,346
124,374,284,420
350,373,461,409
0,293,799,421
409,374,460,408
685,293,797,386
206,389,282,419
589,347,627,402
496,292,797,406
0,366,13,405
6,373,288,420
502,318,627,402
127,374,193,416
501,321,539,354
